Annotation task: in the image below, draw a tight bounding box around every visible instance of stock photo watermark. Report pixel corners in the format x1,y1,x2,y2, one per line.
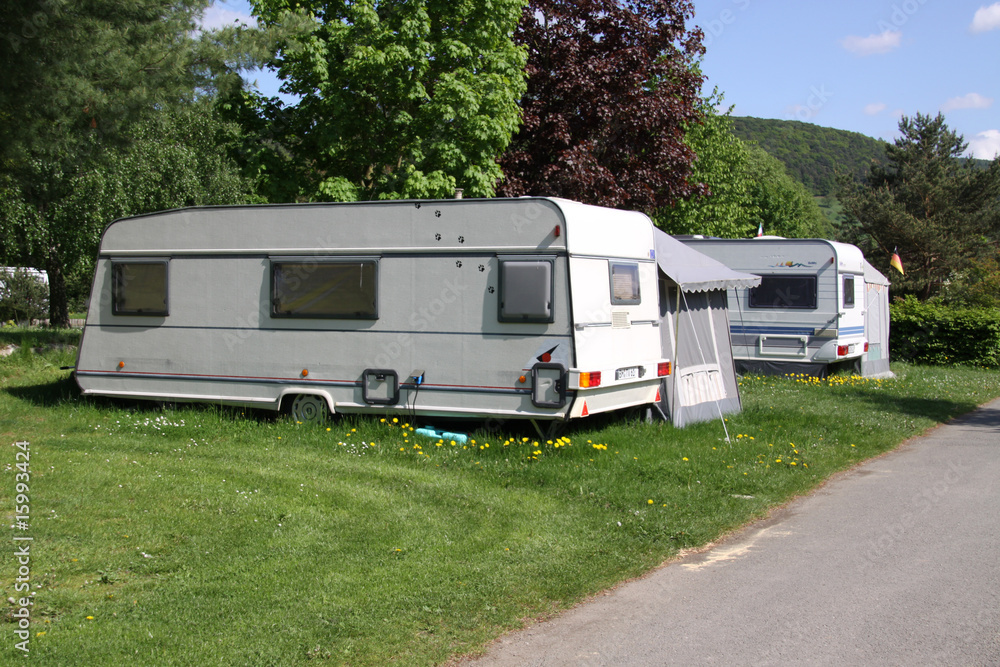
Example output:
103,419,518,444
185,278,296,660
860,458,968,567
11,440,34,654
787,85,834,122
700,0,753,48
876,0,932,33
4,0,65,54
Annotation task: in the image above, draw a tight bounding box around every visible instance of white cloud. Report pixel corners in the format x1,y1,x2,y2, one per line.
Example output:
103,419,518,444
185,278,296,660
199,3,254,30
942,93,994,112
841,30,902,56
968,130,1000,159
970,3,1000,33
864,102,887,115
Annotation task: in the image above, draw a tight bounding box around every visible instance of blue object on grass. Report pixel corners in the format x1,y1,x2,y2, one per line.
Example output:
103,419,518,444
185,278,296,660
413,427,469,445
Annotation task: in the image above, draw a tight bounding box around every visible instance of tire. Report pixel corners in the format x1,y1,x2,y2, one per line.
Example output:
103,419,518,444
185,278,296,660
289,394,331,424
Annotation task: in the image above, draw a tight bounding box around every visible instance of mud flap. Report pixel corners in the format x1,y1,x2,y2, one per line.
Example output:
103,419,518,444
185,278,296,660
650,378,670,422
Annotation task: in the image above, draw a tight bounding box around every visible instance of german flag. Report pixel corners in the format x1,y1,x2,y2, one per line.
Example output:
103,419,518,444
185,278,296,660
890,248,904,275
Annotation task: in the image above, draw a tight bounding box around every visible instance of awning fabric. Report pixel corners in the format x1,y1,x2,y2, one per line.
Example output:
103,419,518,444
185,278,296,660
653,228,761,293
863,260,890,286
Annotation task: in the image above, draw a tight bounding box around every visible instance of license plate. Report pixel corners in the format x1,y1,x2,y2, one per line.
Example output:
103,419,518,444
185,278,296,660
615,366,639,381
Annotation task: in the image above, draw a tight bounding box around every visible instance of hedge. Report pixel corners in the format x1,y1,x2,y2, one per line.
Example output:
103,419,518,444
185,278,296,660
890,295,1000,368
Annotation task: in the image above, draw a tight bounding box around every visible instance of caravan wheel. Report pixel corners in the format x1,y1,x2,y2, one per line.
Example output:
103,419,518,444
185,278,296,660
289,394,331,424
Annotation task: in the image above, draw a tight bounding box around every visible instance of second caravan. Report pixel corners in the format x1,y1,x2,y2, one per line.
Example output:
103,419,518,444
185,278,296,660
678,237,870,376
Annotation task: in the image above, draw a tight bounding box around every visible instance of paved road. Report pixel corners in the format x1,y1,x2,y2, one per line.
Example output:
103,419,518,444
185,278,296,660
462,398,1000,666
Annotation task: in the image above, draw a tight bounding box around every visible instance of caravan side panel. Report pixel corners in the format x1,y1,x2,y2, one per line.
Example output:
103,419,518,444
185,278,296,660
77,200,581,420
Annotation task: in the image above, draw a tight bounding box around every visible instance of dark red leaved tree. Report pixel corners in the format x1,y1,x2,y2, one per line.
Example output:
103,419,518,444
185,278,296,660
498,0,706,211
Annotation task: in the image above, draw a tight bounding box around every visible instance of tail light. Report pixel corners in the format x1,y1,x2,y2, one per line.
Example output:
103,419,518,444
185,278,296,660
837,345,849,356
658,362,671,377
579,371,602,388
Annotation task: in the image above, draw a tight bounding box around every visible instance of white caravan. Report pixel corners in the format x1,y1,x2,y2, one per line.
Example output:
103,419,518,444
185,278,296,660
76,198,681,428
677,237,869,376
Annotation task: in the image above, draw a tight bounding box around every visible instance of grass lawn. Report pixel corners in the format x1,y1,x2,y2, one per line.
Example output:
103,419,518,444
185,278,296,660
3,329,999,665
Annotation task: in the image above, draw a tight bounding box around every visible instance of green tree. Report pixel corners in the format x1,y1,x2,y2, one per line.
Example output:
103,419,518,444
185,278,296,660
0,0,267,326
1,105,257,314
935,256,1000,309
654,90,757,237
249,0,528,202
840,112,1000,299
655,92,832,239
744,144,833,239
0,268,48,324
731,117,889,197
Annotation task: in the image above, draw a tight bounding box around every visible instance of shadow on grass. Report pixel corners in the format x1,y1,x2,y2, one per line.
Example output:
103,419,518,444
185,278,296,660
0,328,81,347
4,374,81,407
5,376,287,426
850,388,981,425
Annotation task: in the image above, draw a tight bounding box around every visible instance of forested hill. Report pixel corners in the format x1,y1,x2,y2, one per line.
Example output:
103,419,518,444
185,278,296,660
731,117,888,196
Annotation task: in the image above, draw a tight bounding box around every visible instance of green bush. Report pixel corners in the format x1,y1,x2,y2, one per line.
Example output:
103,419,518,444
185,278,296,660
0,267,49,324
890,295,1000,367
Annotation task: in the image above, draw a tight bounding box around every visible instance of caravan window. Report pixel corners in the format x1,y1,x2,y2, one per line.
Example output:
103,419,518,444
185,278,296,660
843,275,855,308
112,261,169,316
609,262,641,305
749,275,817,309
498,257,554,323
271,259,378,319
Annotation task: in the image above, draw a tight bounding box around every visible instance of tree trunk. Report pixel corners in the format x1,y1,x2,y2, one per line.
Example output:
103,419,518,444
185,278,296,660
46,247,70,328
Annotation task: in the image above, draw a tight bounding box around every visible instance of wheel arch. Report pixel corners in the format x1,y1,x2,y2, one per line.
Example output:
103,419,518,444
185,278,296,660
278,389,336,416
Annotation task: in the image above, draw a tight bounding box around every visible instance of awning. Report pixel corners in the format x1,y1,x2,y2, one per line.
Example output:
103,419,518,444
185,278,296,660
863,260,890,286
653,228,761,293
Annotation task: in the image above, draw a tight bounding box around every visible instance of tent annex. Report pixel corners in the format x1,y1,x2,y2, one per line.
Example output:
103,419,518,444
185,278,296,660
861,260,892,378
651,230,761,428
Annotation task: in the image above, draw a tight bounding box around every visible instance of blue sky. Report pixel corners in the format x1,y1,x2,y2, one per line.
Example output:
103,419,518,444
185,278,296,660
202,0,1000,158
693,0,1000,158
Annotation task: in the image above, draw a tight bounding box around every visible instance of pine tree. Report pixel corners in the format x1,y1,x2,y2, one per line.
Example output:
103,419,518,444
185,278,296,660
840,113,1000,299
